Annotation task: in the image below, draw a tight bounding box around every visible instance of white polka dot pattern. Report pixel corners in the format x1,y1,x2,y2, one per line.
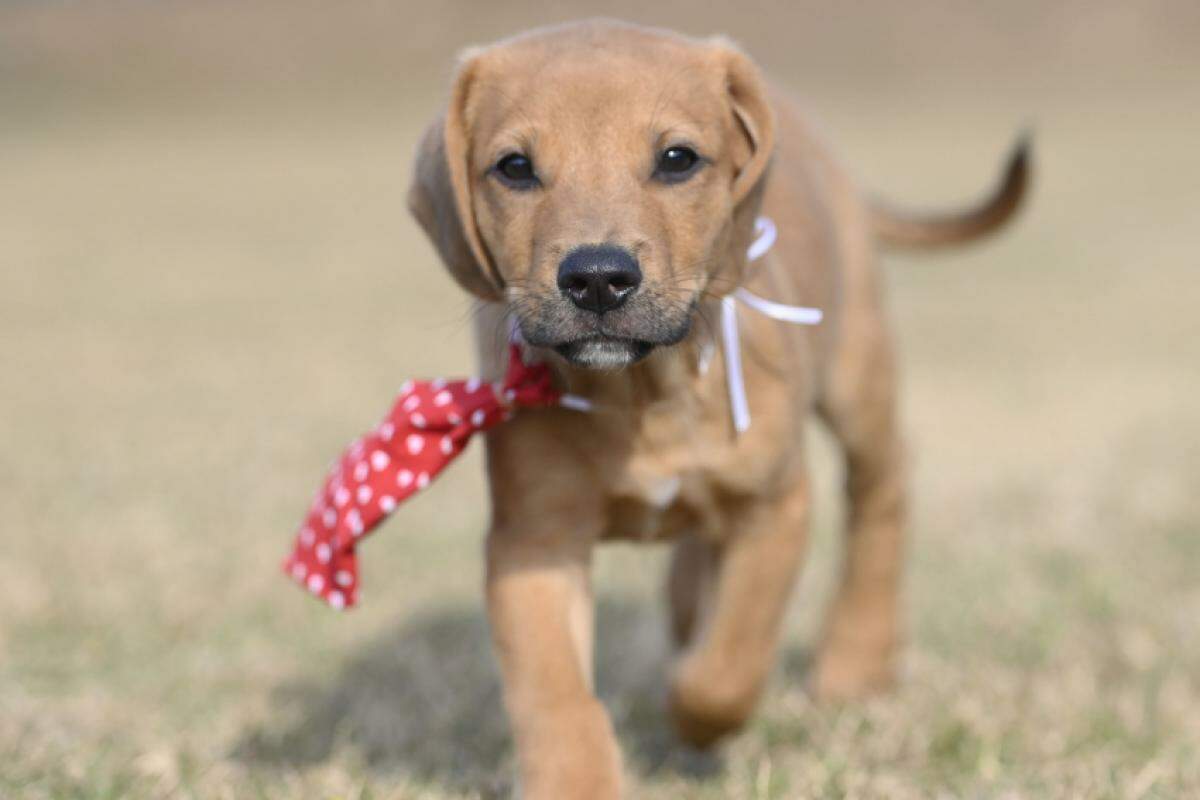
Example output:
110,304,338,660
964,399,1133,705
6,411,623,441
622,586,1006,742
282,343,563,609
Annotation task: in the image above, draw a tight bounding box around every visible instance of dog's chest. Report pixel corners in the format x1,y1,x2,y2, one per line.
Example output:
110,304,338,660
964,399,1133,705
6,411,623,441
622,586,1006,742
594,364,806,541
600,423,748,543
604,467,711,542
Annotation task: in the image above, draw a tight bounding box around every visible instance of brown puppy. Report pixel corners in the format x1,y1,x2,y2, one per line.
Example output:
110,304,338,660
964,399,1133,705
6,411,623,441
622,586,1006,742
408,19,1028,798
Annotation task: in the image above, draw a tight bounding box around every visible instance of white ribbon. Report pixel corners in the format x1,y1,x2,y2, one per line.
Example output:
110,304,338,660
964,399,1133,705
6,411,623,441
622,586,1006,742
721,217,823,434
558,393,594,412
745,214,779,262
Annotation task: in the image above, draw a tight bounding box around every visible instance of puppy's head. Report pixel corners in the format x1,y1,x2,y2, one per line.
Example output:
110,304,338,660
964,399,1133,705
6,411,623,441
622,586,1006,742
409,21,775,369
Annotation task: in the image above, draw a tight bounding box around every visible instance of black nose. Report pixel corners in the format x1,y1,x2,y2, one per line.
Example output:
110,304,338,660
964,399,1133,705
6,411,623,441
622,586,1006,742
557,245,642,314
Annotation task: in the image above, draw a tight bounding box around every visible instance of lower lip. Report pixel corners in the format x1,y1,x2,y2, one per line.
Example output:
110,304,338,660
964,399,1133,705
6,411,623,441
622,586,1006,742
556,336,654,366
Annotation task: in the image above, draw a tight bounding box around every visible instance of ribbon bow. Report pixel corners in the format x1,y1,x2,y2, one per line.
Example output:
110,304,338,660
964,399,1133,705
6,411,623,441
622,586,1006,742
282,343,564,608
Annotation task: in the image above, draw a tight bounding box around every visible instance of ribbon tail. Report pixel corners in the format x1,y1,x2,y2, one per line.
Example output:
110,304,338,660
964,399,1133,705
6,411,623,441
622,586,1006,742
734,288,823,325
720,295,751,435
284,349,563,610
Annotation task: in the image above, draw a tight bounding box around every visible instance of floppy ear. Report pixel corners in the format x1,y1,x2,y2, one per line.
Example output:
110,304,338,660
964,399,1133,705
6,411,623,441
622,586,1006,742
407,55,503,301
709,40,777,286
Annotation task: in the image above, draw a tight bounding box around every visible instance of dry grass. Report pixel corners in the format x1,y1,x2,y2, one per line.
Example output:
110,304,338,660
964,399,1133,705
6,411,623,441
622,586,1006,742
2,3,1199,798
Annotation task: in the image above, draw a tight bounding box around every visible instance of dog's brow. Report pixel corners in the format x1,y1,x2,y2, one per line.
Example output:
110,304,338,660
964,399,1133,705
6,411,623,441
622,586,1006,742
485,52,561,148
489,84,539,145
648,61,699,142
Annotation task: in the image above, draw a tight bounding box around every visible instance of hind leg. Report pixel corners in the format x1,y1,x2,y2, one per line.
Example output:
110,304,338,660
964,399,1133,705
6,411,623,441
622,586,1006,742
814,306,907,700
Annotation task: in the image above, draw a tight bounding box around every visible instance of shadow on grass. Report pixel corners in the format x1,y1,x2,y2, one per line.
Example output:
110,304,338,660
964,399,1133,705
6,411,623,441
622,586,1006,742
234,596,728,794
780,644,816,688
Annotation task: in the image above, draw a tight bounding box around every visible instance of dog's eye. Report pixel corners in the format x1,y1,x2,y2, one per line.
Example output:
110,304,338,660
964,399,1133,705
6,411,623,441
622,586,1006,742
493,153,539,188
655,146,701,183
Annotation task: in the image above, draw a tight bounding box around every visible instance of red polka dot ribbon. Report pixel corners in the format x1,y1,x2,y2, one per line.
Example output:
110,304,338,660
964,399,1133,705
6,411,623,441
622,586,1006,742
282,343,563,609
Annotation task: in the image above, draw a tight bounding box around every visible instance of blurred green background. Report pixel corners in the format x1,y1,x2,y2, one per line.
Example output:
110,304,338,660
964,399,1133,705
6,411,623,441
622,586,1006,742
2,2,1199,797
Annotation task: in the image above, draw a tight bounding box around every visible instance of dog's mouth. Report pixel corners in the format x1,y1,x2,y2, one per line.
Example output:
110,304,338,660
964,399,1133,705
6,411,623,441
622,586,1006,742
552,335,655,369
514,290,697,370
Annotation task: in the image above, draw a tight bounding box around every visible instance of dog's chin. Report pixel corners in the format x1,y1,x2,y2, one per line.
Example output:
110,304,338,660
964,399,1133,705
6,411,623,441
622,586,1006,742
553,337,654,370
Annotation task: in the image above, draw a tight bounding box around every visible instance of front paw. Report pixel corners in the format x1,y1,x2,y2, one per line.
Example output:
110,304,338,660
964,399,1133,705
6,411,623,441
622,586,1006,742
513,699,623,800
668,655,759,748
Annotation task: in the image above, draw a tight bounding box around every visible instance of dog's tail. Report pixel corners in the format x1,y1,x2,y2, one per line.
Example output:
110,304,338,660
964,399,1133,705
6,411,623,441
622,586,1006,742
869,132,1031,250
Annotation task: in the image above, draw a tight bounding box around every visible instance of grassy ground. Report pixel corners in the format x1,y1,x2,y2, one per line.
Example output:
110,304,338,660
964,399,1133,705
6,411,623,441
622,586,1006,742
2,3,1199,798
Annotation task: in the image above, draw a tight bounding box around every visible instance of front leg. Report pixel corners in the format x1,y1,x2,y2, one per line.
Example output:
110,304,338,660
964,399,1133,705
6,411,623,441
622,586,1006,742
486,530,621,798
483,415,621,799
